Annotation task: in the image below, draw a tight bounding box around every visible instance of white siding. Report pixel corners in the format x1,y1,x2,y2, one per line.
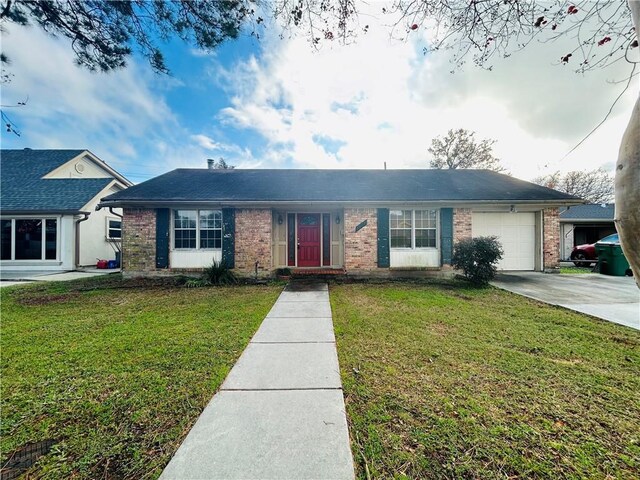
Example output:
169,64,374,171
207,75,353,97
170,250,222,269
390,250,440,268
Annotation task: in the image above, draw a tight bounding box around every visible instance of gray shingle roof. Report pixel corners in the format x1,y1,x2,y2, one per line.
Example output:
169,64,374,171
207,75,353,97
560,203,614,221
1,149,113,213
100,168,581,205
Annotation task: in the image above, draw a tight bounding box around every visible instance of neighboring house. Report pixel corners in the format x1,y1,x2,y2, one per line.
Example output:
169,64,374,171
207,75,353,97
98,168,582,277
1,149,132,271
559,203,616,260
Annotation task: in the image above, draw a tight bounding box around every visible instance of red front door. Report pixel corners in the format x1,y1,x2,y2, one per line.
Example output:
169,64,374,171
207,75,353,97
297,214,321,267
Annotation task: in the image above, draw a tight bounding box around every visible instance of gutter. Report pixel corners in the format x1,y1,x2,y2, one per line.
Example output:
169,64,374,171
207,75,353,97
0,210,88,216
97,198,585,209
75,213,90,269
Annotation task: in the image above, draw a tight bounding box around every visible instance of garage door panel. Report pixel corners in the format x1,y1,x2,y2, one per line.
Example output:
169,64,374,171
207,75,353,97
472,212,536,271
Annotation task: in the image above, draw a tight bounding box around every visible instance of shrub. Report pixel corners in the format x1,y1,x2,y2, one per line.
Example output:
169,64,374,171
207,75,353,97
452,236,504,286
203,260,237,285
276,268,292,277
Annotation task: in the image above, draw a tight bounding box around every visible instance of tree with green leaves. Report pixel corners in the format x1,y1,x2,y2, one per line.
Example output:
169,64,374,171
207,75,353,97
428,129,505,173
0,0,263,73
209,157,235,170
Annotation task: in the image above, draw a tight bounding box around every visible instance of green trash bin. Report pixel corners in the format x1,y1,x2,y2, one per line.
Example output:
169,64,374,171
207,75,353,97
595,242,631,276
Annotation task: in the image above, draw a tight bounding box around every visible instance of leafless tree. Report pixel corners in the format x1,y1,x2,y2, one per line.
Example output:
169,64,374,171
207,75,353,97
533,168,615,204
428,128,505,172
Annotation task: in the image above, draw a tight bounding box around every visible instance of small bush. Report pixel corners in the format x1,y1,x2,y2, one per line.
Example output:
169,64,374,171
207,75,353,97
203,260,237,285
276,268,292,277
452,236,504,286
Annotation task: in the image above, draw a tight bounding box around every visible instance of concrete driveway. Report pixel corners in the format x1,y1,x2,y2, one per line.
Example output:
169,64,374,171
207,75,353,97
492,272,639,330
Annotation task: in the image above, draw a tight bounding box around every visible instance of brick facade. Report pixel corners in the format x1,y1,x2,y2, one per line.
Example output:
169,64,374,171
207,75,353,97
453,208,472,245
122,208,156,274
344,208,378,271
235,208,272,276
543,207,560,271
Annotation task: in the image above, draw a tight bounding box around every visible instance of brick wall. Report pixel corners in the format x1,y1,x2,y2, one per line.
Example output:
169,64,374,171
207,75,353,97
543,207,560,271
344,208,378,271
235,208,272,276
122,208,156,274
453,208,472,245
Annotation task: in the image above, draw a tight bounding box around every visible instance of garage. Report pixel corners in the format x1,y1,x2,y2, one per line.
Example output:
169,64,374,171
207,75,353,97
472,212,536,271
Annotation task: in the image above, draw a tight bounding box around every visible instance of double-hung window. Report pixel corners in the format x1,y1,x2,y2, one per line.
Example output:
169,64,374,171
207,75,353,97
390,209,437,249
106,218,122,240
173,210,222,250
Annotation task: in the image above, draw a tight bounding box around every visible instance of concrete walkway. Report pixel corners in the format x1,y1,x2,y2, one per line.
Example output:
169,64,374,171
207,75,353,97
0,269,117,288
160,281,355,480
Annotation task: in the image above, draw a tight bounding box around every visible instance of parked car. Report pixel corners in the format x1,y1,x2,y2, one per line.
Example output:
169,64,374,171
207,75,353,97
570,233,619,267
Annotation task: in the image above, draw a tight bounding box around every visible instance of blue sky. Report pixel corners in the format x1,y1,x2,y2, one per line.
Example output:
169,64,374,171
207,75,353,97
1,11,636,184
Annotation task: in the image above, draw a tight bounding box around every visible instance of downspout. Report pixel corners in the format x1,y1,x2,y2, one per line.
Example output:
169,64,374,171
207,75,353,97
75,213,90,269
108,207,122,219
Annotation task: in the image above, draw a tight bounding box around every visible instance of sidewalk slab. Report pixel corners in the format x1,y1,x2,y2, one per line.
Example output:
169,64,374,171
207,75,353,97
267,301,332,318
221,342,341,390
161,281,354,479
159,390,354,480
252,317,335,343
277,290,330,302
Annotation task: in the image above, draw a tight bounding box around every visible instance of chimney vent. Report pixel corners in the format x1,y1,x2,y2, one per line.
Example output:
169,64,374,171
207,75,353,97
207,158,214,169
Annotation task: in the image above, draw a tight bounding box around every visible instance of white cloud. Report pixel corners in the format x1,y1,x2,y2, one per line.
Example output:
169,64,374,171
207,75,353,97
216,11,637,180
0,24,258,180
191,134,223,150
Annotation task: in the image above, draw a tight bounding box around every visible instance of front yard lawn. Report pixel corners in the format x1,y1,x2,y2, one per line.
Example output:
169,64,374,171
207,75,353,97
331,282,640,479
1,276,281,479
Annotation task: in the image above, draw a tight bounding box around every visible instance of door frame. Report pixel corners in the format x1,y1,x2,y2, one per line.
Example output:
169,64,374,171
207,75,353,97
291,212,329,268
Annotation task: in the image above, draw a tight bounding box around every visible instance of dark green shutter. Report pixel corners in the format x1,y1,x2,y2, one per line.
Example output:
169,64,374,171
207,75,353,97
377,208,390,268
322,214,331,266
222,208,235,268
156,208,170,269
440,208,453,266
287,214,296,266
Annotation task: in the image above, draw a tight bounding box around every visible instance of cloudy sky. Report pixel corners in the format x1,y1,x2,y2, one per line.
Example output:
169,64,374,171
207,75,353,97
1,5,636,184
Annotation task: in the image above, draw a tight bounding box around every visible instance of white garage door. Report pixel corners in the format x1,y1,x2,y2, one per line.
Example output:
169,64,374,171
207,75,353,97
472,212,536,271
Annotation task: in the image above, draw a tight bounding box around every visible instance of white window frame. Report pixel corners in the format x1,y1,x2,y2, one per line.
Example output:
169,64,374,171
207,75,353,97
172,209,223,251
389,209,439,250
106,217,122,241
0,216,60,261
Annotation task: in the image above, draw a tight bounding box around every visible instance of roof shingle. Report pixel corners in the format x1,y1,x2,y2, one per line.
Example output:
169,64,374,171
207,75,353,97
1,149,112,212
101,168,581,205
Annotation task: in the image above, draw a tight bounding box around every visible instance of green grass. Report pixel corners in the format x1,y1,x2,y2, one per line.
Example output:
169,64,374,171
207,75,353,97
331,282,640,479
560,266,595,274
1,275,281,479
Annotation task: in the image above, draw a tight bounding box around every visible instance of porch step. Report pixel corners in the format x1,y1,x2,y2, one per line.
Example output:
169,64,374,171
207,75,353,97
291,268,346,277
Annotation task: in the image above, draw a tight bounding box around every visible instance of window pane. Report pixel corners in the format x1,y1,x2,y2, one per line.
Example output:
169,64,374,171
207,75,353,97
15,219,42,260
200,229,222,249
174,229,196,249
45,219,57,260
174,210,196,229
1,220,11,260
415,228,436,248
390,210,412,229
390,229,411,248
415,210,436,229
199,210,221,229
108,219,121,239
174,210,197,248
